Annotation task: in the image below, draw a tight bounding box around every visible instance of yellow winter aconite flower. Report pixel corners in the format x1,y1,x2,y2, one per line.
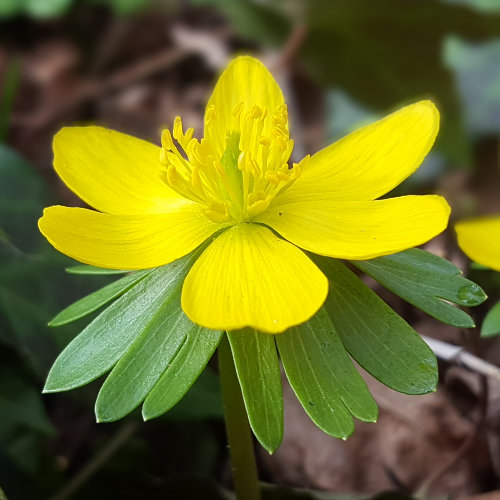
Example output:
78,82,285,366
456,217,500,271
39,56,450,333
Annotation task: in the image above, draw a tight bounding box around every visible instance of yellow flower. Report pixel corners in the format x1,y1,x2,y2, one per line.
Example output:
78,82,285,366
456,217,500,271
39,56,450,333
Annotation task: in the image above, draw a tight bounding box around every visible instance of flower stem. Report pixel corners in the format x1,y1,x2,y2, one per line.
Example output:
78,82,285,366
218,334,261,500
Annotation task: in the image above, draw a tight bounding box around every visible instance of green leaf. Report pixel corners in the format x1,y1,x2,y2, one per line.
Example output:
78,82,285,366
0,287,54,378
0,0,22,16
352,248,486,328
49,270,152,326
95,288,220,422
65,265,131,275
227,329,283,453
481,300,500,337
164,369,223,421
90,0,153,16
299,0,500,164
277,308,377,439
0,144,49,252
44,251,198,393
316,257,438,395
0,370,54,436
142,327,222,420
25,0,73,18
191,0,290,46
444,35,500,136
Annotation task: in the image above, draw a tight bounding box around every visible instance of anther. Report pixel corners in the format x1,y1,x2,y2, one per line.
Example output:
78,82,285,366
161,129,175,150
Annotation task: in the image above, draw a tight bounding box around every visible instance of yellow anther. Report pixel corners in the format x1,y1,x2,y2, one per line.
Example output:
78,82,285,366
184,127,194,144
191,166,202,190
250,158,260,177
159,148,168,165
173,116,183,142
275,136,287,151
258,136,270,147
160,102,297,223
161,129,175,150
205,105,217,122
166,164,180,186
250,105,263,119
247,196,272,217
237,151,246,171
214,160,225,177
276,171,289,182
204,201,230,223
265,172,280,186
233,102,244,117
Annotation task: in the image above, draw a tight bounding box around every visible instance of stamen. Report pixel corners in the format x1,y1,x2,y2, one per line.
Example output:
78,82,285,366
159,102,303,223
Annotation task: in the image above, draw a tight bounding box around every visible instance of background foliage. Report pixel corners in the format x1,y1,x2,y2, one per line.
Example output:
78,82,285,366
2,0,500,498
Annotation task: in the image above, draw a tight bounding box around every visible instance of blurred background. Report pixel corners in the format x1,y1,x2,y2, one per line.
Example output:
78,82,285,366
2,0,500,498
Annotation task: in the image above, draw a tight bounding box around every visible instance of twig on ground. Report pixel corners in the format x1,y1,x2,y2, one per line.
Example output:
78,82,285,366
423,335,500,383
12,47,193,128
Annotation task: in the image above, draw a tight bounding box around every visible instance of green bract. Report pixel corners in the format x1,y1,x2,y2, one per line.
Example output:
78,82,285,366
46,247,485,453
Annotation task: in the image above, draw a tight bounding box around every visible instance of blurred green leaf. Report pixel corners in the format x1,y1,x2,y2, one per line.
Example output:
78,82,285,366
44,250,200,393
0,369,54,436
95,282,219,423
49,269,152,326
0,287,55,378
0,0,22,16
444,35,500,136
0,450,39,500
298,0,500,163
0,0,73,18
142,326,222,420
277,308,378,439
352,248,486,328
441,0,500,12
65,265,131,275
90,0,153,15
228,329,283,453
25,0,73,17
192,0,291,46
481,300,500,337
0,145,48,252
165,369,223,421
317,257,438,395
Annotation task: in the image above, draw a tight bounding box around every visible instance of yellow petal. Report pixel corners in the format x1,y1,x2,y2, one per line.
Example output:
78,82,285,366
54,127,185,215
38,204,227,269
256,195,450,260
181,223,328,334
279,101,439,204
204,56,286,157
456,217,500,271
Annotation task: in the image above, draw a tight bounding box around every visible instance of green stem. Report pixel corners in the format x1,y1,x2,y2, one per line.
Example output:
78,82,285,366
218,334,261,500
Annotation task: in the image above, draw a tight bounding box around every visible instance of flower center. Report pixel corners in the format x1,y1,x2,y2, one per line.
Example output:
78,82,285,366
159,103,309,223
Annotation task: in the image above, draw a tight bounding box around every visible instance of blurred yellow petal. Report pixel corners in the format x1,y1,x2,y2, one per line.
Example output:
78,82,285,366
38,205,227,270
456,217,500,271
280,101,439,204
204,56,286,158
256,195,450,260
182,223,328,333
54,127,185,215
